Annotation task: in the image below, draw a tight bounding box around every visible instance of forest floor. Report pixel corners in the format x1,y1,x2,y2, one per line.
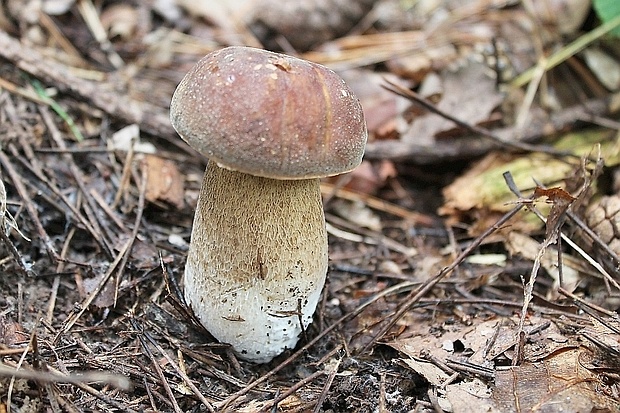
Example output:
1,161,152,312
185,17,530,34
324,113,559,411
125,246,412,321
0,0,619,412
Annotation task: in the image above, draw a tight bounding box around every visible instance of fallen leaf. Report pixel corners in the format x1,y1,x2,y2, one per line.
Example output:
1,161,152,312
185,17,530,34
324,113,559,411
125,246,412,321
399,61,504,148
445,379,497,413
100,4,139,40
401,358,449,386
82,274,116,309
493,348,619,412
0,315,25,346
441,129,620,233
144,154,185,209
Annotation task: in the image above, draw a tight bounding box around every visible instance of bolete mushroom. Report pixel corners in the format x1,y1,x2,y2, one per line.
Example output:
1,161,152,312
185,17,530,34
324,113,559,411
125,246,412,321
170,46,367,363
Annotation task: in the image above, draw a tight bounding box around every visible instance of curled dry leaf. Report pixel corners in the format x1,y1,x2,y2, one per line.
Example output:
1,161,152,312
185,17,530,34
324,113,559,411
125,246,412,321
100,4,139,40
533,186,575,240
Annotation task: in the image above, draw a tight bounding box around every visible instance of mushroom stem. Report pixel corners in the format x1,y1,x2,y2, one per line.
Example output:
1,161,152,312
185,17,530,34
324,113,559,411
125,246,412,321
184,161,328,363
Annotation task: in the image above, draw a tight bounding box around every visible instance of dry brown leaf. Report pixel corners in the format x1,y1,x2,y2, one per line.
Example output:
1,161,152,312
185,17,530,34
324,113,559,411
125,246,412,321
144,154,185,209
329,160,396,196
339,70,410,140
82,274,116,309
445,379,497,413
400,358,449,387
533,186,575,240
0,315,25,346
493,348,619,412
399,60,504,147
391,316,573,366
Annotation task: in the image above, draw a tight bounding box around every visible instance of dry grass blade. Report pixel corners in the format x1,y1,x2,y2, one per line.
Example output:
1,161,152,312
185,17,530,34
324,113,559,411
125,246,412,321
0,363,131,390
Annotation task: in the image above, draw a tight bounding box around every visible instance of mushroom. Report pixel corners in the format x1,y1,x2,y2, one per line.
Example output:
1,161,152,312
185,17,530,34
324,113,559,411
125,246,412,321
170,46,367,363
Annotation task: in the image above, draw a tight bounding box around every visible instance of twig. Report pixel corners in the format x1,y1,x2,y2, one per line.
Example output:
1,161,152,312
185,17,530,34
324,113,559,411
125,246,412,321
6,324,37,413
367,81,609,162
312,357,342,413
381,79,581,158
39,106,114,256
514,233,554,365
0,179,30,274
7,143,111,257
46,227,76,324
558,288,618,320
0,363,131,390
321,182,435,226
114,162,148,306
77,0,124,69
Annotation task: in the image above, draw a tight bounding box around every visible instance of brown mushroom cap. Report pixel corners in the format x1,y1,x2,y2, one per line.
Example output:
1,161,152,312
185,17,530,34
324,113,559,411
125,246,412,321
170,46,367,179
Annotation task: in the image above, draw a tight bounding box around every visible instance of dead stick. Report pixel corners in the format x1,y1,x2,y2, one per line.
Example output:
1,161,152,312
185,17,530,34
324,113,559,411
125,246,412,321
367,79,610,162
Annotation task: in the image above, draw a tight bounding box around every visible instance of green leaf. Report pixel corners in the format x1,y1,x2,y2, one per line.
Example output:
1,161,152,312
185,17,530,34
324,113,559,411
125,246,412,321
594,0,620,37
